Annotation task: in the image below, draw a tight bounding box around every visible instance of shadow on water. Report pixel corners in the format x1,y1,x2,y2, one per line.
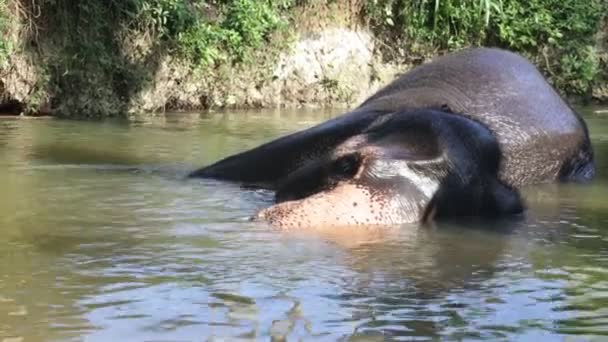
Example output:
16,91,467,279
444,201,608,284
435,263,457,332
283,218,525,339
283,191,608,339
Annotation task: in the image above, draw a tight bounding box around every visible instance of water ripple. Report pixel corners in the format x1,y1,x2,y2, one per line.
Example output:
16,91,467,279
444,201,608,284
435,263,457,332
1,112,608,340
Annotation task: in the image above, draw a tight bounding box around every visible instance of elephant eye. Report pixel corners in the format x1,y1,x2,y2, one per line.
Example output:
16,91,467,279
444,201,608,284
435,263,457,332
332,153,362,178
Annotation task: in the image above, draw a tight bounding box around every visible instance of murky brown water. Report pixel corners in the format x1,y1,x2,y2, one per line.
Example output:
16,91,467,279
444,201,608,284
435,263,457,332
0,107,607,341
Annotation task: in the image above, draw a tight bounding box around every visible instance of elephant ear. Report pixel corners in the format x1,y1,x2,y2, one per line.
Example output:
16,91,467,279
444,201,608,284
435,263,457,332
362,109,524,223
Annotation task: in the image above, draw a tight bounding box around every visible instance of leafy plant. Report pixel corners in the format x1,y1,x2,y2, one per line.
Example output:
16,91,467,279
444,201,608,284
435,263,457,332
138,0,197,38
492,0,604,95
365,0,606,97
0,0,12,67
176,0,292,67
365,0,503,54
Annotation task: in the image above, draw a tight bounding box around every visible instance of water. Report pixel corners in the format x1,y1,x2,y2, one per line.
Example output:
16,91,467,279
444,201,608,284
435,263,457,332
0,107,607,341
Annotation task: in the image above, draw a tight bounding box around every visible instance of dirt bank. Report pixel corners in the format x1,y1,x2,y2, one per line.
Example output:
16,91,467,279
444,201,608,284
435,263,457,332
0,0,605,118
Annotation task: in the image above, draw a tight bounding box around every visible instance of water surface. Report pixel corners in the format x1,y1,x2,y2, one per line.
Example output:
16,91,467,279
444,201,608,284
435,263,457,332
0,107,607,341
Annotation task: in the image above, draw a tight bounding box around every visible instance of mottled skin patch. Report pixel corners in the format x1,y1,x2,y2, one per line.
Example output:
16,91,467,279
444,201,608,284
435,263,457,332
190,48,594,229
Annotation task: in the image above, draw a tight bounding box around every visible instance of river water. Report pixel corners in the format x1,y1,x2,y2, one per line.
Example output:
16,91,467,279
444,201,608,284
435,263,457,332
0,107,607,341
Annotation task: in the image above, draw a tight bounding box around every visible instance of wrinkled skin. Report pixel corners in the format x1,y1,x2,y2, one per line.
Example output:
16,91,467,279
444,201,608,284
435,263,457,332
190,48,595,229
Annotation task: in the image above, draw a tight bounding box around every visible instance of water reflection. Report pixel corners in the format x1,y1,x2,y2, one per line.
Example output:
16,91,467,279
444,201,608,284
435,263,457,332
0,110,607,341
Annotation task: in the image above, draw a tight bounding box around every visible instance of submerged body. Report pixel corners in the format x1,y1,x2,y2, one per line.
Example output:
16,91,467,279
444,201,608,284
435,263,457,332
190,48,594,229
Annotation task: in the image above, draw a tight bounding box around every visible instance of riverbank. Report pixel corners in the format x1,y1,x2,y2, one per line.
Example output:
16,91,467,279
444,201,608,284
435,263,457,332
0,0,606,118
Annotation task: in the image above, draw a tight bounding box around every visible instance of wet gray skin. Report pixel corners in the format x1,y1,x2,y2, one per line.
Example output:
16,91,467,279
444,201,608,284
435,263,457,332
191,48,594,228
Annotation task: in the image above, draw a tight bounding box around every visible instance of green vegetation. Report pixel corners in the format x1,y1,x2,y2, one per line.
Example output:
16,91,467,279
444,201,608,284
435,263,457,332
4,0,299,116
0,0,11,67
365,0,606,97
364,0,498,51
137,0,295,67
496,0,603,96
196,0,294,65
0,0,605,116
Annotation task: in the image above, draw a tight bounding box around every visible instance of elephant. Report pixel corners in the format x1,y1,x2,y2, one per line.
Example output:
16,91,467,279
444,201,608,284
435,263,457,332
189,48,595,229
